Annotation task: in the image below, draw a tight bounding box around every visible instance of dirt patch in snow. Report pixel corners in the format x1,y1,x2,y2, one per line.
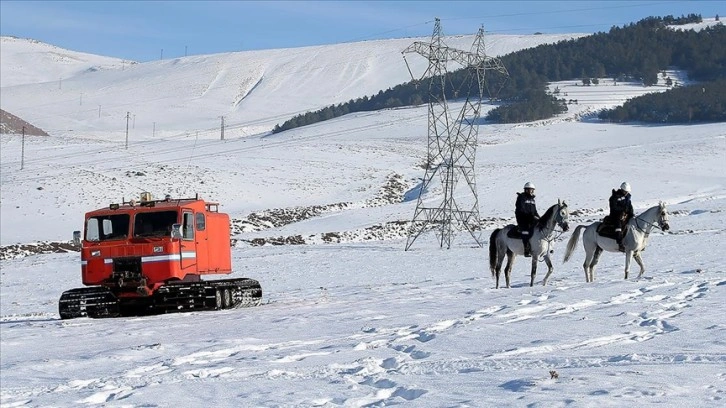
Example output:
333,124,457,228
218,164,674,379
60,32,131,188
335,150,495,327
1,109,50,136
0,241,79,260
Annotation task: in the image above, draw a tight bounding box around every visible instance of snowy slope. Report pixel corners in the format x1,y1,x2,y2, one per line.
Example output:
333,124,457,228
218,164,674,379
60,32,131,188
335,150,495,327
0,36,128,88
1,33,586,139
1,29,726,408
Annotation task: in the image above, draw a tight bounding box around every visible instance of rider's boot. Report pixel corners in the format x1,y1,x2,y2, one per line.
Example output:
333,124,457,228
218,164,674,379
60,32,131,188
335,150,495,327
616,230,625,252
523,239,531,257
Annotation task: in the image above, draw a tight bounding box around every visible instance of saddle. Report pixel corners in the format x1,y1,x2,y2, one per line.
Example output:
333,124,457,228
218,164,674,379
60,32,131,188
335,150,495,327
597,215,621,239
506,225,528,239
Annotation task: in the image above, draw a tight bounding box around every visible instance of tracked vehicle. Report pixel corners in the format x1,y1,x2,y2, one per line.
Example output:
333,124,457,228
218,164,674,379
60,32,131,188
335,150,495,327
59,193,261,319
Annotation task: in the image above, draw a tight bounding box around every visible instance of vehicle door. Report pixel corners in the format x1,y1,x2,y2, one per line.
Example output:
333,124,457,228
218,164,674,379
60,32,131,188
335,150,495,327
194,212,209,272
180,211,198,273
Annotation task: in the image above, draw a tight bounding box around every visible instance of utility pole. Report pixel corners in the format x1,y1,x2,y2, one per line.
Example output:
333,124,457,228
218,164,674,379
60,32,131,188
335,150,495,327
153,122,156,137
220,116,225,140
98,105,101,118
160,48,163,60
185,45,188,57
59,77,62,90
125,112,130,149
133,114,136,129
403,19,509,250
80,92,83,106
20,126,26,170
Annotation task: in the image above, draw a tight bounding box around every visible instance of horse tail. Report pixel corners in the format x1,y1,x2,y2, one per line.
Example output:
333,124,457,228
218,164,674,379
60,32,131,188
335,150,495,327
563,225,585,263
489,229,501,277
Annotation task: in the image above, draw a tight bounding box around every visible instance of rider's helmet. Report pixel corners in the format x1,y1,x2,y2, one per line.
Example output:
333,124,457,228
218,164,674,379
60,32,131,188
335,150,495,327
524,182,535,190
620,182,631,193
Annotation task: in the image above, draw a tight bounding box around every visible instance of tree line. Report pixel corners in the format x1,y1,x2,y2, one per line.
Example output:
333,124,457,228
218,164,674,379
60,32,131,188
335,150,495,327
272,14,725,133
599,79,725,123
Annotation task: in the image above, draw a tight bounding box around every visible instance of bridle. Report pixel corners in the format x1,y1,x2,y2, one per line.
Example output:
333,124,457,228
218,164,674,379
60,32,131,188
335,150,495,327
633,207,669,236
538,204,569,261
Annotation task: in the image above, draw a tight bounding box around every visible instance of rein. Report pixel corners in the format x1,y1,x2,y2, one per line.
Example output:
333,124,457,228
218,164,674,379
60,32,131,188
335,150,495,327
537,227,566,262
633,214,664,235
536,206,567,262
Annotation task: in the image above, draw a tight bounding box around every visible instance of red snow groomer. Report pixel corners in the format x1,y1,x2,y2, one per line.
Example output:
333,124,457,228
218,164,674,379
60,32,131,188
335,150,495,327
59,193,261,319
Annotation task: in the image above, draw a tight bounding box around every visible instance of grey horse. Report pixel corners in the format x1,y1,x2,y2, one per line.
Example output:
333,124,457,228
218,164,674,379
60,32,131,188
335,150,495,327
564,202,670,282
489,200,570,288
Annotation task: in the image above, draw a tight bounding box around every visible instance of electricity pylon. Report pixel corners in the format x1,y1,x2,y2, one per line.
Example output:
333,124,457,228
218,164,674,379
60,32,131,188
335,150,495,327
403,18,508,250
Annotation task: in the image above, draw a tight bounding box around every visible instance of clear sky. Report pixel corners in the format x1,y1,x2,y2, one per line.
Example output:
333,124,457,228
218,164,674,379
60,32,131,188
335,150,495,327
1,1,722,62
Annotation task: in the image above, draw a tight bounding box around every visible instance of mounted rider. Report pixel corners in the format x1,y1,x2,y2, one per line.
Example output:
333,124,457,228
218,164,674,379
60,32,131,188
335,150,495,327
607,182,634,252
515,182,540,257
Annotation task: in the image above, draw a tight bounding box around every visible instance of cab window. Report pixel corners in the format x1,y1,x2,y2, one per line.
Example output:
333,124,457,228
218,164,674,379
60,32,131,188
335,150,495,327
86,214,130,241
195,213,206,231
182,212,194,240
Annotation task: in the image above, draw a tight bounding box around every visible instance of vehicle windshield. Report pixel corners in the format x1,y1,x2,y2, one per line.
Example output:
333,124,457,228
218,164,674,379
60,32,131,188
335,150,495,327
86,214,130,241
133,211,179,237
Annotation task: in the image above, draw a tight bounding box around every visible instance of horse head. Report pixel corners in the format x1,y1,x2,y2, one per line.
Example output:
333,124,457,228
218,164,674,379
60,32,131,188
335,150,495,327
556,199,570,232
658,201,670,231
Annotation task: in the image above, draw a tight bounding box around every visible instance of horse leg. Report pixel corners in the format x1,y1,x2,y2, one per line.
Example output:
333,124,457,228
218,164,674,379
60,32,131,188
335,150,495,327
624,250,633,280
582,261,590,283
494,248,506,289
590,247,603,282
529,256,538,287
582,247,594,283
504,250,515,288
634,252,646,278
495,264,501,289
493,255,500,289
542,254,554,286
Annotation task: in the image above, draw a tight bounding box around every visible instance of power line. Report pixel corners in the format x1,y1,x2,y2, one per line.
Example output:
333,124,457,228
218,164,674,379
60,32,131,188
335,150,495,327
220,116,225,140
404,19,508,250
0,113,421,185
337,2,673,43
125,111,130,149
441,1,671,24
20,126,26,170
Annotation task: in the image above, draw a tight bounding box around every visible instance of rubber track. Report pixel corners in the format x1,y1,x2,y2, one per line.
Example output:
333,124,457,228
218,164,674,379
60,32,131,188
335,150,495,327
58,278,262,319
58,287,120,319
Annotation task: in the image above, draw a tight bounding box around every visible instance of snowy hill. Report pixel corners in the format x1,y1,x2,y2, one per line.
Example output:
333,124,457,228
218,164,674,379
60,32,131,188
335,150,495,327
0,36,129,88
1,33,586,140
1,29,725,407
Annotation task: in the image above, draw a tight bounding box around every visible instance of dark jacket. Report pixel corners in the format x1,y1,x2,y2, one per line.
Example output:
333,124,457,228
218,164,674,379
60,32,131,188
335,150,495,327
515,192,539,228
608,189,634,223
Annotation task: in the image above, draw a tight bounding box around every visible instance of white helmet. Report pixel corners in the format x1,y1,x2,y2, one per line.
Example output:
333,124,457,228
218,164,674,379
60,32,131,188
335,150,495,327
620,182,631,192
524,182,535,190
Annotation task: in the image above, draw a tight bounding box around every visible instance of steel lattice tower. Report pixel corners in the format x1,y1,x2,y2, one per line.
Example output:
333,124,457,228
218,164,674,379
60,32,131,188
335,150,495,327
403,18,508,250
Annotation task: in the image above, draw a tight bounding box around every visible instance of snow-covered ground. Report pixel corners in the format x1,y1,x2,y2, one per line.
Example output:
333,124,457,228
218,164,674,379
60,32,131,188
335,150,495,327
1,25,725,407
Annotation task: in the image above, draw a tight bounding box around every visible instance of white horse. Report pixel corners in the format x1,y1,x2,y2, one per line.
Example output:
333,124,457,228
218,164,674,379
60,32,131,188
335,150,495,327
489,200,570,288
563,202,670,282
